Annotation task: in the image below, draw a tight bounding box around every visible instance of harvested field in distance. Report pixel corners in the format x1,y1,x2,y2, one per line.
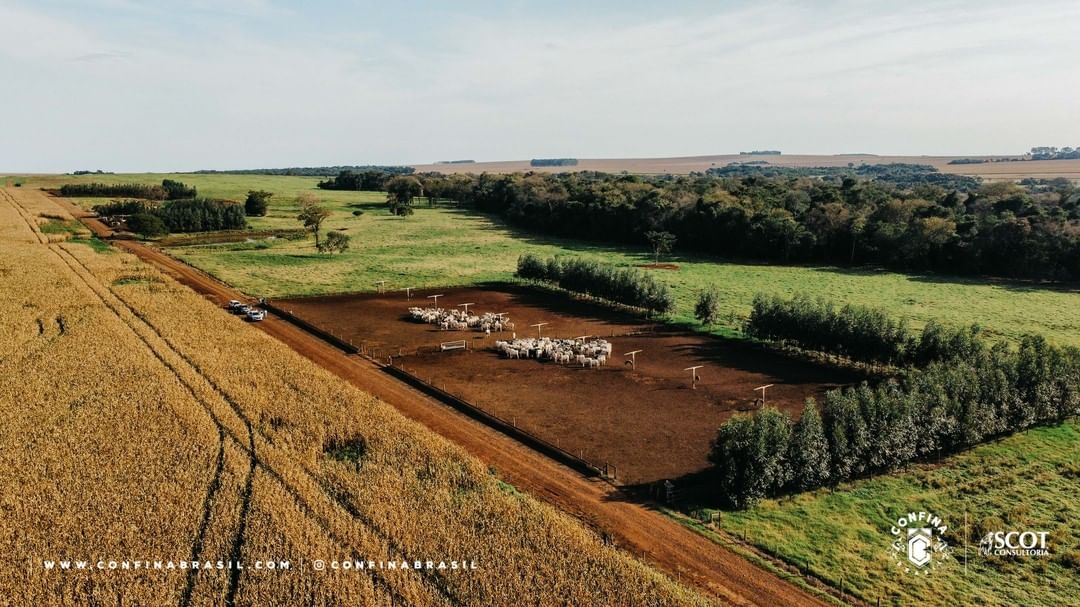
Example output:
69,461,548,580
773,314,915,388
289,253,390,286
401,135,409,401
411,154,1080,180
276,285,859,484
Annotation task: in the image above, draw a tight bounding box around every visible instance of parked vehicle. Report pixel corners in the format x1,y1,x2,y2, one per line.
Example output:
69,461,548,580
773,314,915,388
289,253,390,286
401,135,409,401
246,309,266,322
227,299,243,312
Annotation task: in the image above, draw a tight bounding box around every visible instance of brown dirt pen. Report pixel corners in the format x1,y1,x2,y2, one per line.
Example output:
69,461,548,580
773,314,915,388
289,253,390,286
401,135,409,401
276,285,858,485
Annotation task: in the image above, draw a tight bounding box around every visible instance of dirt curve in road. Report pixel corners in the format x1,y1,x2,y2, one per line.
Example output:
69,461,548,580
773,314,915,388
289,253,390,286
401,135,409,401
56,197,837,607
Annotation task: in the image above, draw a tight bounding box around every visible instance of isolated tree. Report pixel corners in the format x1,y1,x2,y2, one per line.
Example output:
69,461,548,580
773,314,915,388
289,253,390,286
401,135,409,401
245,190,273,216
645,230,676,263
694,288,721,327
126,212,167,238
318,231,351,255
787,399,830,491
296,196,331,249
385,176,423,216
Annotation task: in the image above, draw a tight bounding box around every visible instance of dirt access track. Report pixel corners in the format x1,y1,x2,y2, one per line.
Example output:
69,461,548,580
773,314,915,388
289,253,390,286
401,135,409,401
57,197,838,607
276,287,857,485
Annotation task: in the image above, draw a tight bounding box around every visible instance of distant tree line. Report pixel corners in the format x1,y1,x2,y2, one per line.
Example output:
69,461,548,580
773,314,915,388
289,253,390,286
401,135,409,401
711,333,1080,508
516,254,674,314
703,163,980,189
745,293,983,367
739,150,782,155
402,168,1080,281
71,170,113,175
530,158,578,167
60,179,196,200
1029,146,1080,160
61,182,168,200
317,170,400,191
193,166,415,177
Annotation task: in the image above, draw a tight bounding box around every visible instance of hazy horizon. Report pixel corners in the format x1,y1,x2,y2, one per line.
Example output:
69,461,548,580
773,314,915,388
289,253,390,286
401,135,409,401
2,0,1079,172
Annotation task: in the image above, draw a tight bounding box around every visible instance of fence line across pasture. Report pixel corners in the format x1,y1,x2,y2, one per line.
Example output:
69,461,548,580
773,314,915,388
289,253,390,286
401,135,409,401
261,301,360,354
379,358,612,480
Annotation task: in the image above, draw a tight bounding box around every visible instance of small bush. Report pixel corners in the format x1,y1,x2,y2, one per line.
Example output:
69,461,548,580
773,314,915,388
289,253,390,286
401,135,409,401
695,289,721,326
245,190,272,216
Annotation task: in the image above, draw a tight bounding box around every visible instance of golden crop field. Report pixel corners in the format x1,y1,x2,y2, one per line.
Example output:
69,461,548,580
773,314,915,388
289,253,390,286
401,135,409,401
0,187,712,606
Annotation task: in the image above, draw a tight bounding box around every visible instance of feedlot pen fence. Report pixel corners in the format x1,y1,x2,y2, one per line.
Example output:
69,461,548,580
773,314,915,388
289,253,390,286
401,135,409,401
262,299,615,482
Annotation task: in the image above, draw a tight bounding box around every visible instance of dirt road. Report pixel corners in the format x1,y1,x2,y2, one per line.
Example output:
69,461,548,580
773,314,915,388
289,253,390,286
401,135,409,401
57,198,838,607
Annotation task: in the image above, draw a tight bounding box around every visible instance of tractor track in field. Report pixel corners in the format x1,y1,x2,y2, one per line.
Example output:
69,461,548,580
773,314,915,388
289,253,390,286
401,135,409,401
12,191,465,607
42,229,256,607
180,427,226,607
40,194,844,607
50,245,463,607
2,189,253,605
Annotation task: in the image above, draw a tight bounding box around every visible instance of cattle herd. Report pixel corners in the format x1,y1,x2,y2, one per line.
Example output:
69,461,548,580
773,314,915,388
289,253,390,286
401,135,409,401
408,304,615,368
494,337,613,368
408,306,514,333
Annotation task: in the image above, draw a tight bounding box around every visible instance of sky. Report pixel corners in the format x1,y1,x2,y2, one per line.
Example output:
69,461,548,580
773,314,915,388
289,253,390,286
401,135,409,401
1,0,1079,172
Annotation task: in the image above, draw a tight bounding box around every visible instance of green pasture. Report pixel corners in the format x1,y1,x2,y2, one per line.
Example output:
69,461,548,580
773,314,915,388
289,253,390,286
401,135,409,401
696,422,1079,607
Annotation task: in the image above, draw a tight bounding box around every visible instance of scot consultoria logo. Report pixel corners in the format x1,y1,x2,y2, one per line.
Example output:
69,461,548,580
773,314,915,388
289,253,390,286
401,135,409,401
978,530,1051,558
888,510,952,576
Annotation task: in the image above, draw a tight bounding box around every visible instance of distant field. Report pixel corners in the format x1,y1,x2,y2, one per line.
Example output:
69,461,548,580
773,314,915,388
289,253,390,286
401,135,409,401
698,421,1080,607
410,154,1080,180
9,173,1077,347
12,172,345,203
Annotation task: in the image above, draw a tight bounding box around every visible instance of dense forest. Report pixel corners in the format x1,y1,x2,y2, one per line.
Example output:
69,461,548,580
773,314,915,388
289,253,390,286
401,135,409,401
155,198,246,233
90,195,245,235
406,167,1080,281
702,163,980,188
